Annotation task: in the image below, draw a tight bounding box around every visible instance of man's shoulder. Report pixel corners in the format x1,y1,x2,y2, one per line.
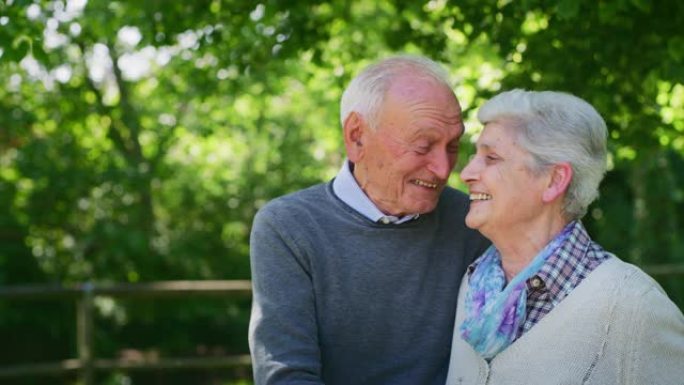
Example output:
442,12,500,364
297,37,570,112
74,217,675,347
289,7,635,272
256,182,332,220
434,186,471,215
440,185,470,203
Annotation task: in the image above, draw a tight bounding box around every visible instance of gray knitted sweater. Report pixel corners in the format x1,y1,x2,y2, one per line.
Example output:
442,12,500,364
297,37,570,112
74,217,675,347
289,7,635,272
248,181,489,385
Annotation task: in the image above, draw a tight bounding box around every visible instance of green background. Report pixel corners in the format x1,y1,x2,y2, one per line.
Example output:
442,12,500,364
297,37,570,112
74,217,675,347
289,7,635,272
1,0,683,384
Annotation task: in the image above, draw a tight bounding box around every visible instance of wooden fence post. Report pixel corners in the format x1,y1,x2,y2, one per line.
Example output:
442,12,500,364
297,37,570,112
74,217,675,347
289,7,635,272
77,283,94,385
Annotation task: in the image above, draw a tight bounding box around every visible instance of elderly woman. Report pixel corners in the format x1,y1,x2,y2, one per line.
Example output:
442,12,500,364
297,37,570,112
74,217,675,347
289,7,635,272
446,89,684,384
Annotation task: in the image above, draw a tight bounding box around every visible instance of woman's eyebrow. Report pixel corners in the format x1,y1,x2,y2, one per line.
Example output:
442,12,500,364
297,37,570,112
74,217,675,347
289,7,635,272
476,142,494,151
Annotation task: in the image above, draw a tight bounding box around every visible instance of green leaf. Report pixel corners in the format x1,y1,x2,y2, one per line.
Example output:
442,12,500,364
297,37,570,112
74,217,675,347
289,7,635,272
555,0,582,20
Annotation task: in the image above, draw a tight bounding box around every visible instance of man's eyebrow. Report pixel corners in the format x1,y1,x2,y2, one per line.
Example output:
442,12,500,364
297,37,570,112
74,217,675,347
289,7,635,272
407,128,440,141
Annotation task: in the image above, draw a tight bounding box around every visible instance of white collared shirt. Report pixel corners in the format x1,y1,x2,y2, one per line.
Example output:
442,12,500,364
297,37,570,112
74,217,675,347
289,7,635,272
332,160,419,224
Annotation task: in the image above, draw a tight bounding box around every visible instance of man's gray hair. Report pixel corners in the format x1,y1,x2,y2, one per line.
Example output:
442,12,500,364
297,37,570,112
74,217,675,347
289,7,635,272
477,89,608,220
340,55,452,130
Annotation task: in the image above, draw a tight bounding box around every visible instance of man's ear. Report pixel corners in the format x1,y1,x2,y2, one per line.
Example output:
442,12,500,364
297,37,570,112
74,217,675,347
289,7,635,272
542,162,573,203
343,112,367,163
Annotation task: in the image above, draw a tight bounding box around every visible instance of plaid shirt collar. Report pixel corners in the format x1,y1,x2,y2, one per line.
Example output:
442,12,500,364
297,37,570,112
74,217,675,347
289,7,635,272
466,221,596,280
530,221,599,298
522,220,609,333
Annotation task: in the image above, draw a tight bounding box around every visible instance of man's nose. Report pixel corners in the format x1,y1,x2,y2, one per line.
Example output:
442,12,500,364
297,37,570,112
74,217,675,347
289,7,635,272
428,150,454,180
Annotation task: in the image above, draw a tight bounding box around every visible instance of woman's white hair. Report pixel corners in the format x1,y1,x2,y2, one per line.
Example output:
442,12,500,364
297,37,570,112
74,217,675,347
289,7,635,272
478,89,608,220
340,55,452,130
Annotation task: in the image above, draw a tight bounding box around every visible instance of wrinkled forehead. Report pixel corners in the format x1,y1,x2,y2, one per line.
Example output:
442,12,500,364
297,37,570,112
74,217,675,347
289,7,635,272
477,121,527,150
387,75,459,106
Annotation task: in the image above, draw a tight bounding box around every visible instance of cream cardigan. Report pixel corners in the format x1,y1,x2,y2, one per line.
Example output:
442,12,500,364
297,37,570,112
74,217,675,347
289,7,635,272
446,257,684,385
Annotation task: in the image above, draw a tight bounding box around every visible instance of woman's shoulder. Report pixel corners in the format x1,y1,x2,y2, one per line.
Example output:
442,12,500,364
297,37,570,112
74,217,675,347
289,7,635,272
591,256,683,322
593,257,684,383
595,256,666,297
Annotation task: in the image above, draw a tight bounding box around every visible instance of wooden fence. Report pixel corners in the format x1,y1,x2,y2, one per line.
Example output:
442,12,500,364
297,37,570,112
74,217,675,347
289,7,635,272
0,264,682,383
0,280,253,384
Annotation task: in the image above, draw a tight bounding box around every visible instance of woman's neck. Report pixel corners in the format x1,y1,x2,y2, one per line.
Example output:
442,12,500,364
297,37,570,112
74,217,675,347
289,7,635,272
493,217,570,281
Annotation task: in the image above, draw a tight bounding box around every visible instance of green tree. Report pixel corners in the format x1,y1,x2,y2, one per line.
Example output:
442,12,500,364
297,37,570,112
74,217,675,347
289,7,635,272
1,1,683,384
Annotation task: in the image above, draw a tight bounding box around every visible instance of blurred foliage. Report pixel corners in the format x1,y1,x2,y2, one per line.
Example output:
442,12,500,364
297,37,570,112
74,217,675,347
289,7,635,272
0,0,683,384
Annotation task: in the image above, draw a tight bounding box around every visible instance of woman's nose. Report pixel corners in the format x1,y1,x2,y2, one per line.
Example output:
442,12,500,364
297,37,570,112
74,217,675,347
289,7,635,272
460,156,478,183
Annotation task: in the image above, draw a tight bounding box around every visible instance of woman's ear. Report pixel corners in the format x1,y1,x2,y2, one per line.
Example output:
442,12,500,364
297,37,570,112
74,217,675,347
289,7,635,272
343,112,366,163
542,162,573,203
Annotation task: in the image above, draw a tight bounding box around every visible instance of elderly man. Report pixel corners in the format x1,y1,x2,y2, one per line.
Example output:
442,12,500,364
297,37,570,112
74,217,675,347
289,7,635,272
248,55,489,385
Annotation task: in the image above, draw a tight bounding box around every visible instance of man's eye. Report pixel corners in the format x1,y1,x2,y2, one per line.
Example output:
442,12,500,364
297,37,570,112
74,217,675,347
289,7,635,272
414,142,431,154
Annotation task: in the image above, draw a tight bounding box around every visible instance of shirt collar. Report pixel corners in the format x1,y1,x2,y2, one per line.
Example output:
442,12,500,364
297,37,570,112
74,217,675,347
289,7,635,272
332,160,419,224
466,221,591,291
532,220,593,293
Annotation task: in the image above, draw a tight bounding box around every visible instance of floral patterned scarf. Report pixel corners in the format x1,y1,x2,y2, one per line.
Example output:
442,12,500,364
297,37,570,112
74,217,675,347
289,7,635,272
459,223,573,359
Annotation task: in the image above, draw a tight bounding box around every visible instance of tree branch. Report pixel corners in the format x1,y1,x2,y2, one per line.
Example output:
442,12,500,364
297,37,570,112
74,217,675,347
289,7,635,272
107,42,145,164
77,41,134,160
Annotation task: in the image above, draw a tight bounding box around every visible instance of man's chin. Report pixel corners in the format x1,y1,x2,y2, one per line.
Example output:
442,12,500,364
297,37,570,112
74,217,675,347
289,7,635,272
410,201,439,215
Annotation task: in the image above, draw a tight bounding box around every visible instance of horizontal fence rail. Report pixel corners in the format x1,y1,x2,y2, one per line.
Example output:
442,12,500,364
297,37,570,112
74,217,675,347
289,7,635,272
1,265,682,383
0,280,253,384
642,263,684,277
0,280,253,300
